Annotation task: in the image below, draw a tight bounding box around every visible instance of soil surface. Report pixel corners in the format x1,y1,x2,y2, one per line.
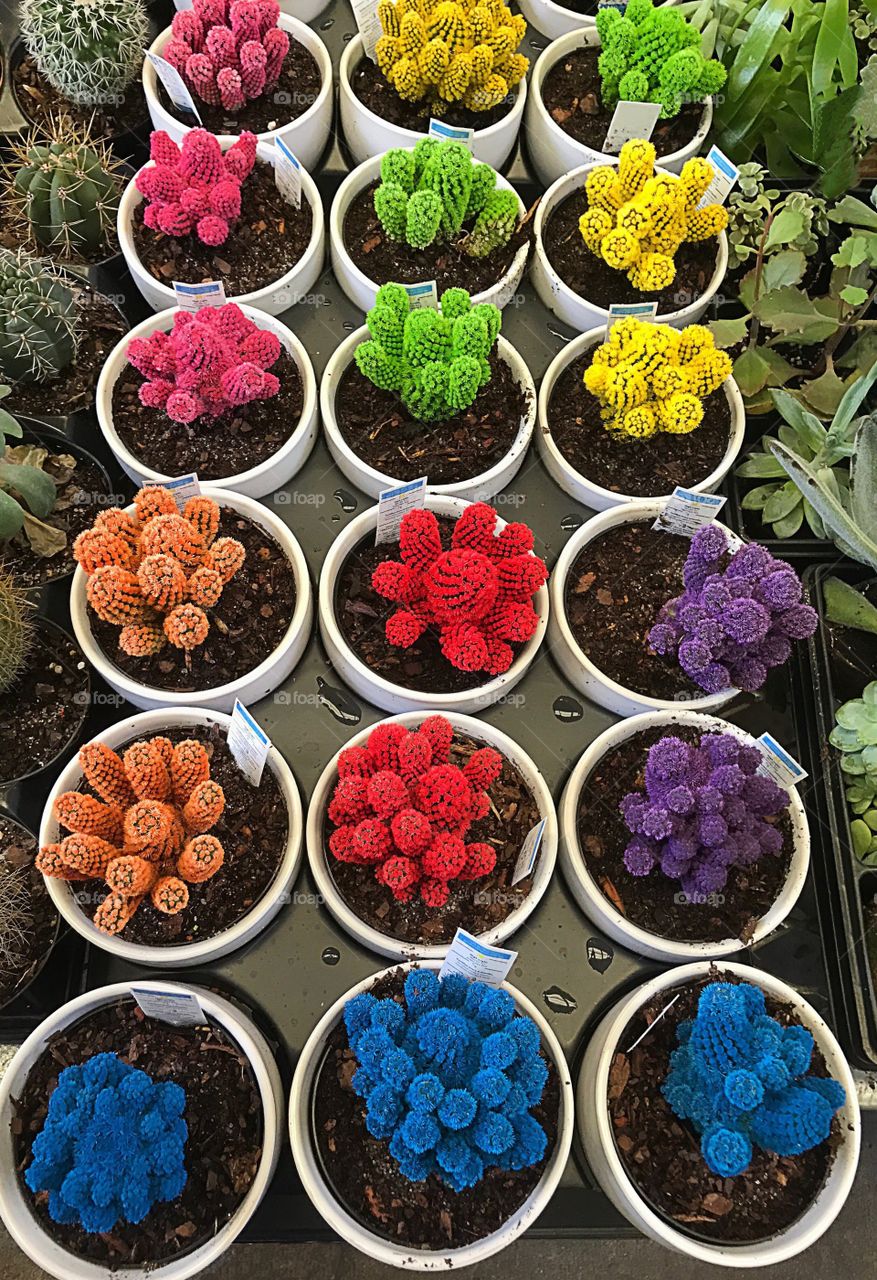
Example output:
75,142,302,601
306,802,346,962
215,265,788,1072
314,967,560,1250
0,815,57,1011
112,348,304,481
547,351,731,497
608,973,841,1243
13,54,149,139
351,56,514,131
543,188,719,313
12,999,264,1267
335,354,529,485
575,725,793,943
0,620,89,786
132,161,313,295
89,510,297,693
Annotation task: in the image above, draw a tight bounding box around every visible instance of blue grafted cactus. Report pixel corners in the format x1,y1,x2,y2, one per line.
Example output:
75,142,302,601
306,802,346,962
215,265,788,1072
343,969,548,1191
25,1052,188,1233
662,982,846,1178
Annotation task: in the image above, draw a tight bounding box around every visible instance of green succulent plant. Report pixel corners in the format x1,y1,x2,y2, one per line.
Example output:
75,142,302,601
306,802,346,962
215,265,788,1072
0,385,59,547
725,166,829,268
852,0,877,52
830,681,877,862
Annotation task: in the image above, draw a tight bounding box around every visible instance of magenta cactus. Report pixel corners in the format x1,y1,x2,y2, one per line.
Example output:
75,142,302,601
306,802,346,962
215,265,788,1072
164,0,290,112
125,303,281,423
135,129,257,246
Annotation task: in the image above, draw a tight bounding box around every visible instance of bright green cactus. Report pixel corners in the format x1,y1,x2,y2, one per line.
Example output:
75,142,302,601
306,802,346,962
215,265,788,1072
596,0,726,120
0,568,32,693
20,0,149,108
355,283,501,422
830,680,877,864
467,189,521,258
0,247,80,385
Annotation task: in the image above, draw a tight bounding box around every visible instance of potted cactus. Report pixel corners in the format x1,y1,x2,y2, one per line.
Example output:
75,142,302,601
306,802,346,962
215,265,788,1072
321,284,536,501
0,810,59,1013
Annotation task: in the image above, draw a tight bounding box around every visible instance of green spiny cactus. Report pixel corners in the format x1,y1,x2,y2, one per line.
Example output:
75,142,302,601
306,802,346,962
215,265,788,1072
355,283,501,422
830,680,877,863
0,248,79,385
0,569,33,693
20,0,149,107
467,189,521,259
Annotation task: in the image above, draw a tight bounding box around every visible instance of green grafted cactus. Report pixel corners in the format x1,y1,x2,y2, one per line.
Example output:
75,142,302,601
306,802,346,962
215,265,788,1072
0,248,79,385
467,189,521,258
355,283,501,421
830,680,877,862
0,569,32,693
20,0,148,107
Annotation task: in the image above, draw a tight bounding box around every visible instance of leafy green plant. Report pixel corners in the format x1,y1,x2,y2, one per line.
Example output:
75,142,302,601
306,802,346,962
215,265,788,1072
0,386,61,552
830,681,877,862
725,164,828,268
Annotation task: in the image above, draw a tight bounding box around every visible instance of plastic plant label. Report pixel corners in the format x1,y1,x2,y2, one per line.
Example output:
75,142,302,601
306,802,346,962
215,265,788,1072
162,473,201,508
512,818,546,886
602,100,661,154
172,279,227,311
375,476,427,544
439,928,517,987
227,699,272,785
403,280,439,310
428,119,475,148
757,733,808,790
173,0,193,8
351,0,382,61
598,0,627,10
273,138,302,210
699,145,739,207
606,300,658,338
652,486,726,536
131,987,207,1026
146,53,202,122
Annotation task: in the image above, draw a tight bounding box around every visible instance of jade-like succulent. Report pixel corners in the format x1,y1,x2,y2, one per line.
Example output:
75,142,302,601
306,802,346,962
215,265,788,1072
830,680,877,862
0,247,79,385
725,164,829,269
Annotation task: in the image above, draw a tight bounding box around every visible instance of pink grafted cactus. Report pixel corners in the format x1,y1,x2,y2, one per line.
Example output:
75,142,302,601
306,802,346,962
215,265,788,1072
164,0,290,113
126,303,281,424
136,129,257,245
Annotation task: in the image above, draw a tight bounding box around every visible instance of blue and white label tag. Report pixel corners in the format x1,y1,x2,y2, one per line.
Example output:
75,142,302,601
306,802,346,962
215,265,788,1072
227,700,272,785
351,0,382,60
598,0,627,10
653,486,726,537
172,279,226,311
131,987,206,1026
403,280,439,311
440,928,518,987
375,476,427,544
428,119,475,148
512,818,546,886
757,733,808,790
146,53,202,121
163,473,201,509
606,299,658,338
603,100,661,154
273,137,302,210
700,145,739,207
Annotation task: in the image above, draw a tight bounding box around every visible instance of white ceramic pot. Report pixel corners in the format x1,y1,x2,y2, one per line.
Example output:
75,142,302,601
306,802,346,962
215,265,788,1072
289,960,574,1268
143,17,333,171
321,330,536,501
307,711,557,960
70,485,313,712
319,494,549,714
531,161,729,334
517,0,681,41
537,326,745,510
330,150,529,314
559,710,810,961
118,141,325,315
39,707,302,967
278,0,329,18
578,961,861,1266
525,29,712,189
339,35,526,170
0,980,284,1280
548,500,739,716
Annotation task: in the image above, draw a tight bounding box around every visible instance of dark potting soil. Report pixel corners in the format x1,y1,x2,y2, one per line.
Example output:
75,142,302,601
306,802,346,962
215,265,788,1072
608,973,840,1243
111,348,304,481
547,351,731,497
335,354,529,485
324,734,540,944
314,968,560,1250
351,56,513,131
0,621,89,786
543,188,719,314
575,725,793,944
12,999,264,1267
13,54,149,139
563,520,706,700
132,161,313,296
0,815,57,1011
89,510,297,693
156,38,321,134
344,180,530,294
540,46,704,156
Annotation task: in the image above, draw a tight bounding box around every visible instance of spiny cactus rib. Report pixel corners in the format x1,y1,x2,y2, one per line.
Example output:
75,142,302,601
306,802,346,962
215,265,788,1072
20,0,149,107
0,247,80,385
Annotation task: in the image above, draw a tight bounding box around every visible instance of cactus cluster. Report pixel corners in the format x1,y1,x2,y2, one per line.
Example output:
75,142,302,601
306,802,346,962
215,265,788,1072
375,0,528,113
136,129,258,248
829,680,877,863
579,139,728,292
583,316,732,439
164,0,290,113
355,283,501,422
126,304,281,425
20,0,149,108
0,247,79,385
38,733,228,935
0,570,33,694
73,486,245,659
372,502,548,676
374,140,519,258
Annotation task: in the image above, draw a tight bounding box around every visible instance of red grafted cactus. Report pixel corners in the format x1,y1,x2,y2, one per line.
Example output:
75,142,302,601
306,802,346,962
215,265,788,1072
372,503,549,677
327,715,503,907
136,128,257,246
165,0,289,113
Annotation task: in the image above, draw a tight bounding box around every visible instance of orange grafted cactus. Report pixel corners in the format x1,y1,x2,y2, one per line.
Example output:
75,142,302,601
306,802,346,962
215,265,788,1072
73,528,135,574
53,793,123,842
86,566,149,626
209,535,245,583
184,496,220,546
58,833,119,877
119,622,167,657
183,779,225,833
177,833,224,883
123,740,171,801
106,854,158,897
138,554,187,611
134,486,177,523
171,739,210,804
123,799,175,854
94,891,144,936
164,603,209,650
187,565,223,608
95,507,141,552
151,737,175,768
151,875,190,915
36,845,80,880
78,742,134,807
141,514,208,571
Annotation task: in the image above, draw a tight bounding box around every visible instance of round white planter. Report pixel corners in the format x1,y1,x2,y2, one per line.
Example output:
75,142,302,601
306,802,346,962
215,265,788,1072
559,710,810,961
118,141,325,315
321,330,536,501
277,0,329,18
531,162,729,334
537,326,745,510
578,961,861,1266
525,29,712,189
70,485,313,712
0,980,284,1280
143,17,333,171
319,494,549,715
339,35,526,170
39,707,302,967
548,500,739,716
330,150,529,314
517,0,681,41
307,711,557,960
289,960,574,1268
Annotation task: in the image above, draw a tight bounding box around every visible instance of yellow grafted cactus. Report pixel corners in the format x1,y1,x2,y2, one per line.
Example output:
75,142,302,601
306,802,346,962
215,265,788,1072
585,166,624,213
579,208,613,253
617,139,655,201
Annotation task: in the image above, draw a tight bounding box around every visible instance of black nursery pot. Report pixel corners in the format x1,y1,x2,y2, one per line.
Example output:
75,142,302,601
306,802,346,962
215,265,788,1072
0,809,60,1015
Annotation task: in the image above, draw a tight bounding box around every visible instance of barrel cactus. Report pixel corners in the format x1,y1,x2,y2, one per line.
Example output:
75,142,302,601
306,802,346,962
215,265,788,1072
20,0,148,108
0,570,33,692
0,248,80,385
